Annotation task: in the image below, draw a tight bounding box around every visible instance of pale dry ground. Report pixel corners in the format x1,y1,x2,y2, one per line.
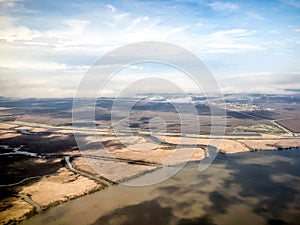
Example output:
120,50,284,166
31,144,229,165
20,167,101,209
111,147,206,165
0,197,34,225
17,115,69,126
0,123,21,139
75,135,206,182
0,132,21,139
56,129,74,134
72,157,99,175
74,147,205,183
239,139,300,150
0,124,18,129
161,135,300,153
14,126,48,133
162,135,249,153
75,146,158,182
83,157,157,182
0,123,55,139
0,168,102,225
87,135,206,165
0,154,102,225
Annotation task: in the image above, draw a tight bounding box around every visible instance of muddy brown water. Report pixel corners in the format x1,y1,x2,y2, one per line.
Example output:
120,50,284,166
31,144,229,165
20,148,300,225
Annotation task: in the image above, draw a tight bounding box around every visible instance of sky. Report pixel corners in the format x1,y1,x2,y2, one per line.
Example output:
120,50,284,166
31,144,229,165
0,0,300,97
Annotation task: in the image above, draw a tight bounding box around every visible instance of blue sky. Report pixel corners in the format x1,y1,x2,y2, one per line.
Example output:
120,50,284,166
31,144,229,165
0,0,300,97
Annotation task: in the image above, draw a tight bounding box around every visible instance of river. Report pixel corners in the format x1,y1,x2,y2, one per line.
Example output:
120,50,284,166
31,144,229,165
20,148,300,225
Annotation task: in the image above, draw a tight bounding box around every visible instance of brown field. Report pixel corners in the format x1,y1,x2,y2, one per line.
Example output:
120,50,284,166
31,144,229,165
276,117,300,133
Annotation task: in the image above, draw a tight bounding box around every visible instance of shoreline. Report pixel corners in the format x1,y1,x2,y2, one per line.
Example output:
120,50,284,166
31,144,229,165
2,145,300,225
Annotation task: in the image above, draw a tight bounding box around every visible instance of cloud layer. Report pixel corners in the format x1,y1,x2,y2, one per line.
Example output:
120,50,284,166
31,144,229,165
0,0,300,97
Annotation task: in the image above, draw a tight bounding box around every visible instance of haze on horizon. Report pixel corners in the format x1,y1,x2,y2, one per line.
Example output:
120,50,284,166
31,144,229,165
0,0,300,98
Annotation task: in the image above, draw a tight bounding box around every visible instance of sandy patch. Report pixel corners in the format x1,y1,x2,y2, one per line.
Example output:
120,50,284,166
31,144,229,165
239,139,300,151
160,136,300,153
0,123,18,129
85,158,157,182
0,197,34,225
215,139,249,153
20,168,101,209
0,132,21,139
162,136,249,154
72,157,98,175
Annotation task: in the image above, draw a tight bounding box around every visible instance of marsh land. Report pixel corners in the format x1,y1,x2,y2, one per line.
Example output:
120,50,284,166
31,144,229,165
0,94,300,225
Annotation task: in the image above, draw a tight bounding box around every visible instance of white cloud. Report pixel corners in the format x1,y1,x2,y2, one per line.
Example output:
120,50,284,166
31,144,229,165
126,16,149,32
204,29,264,53
106,12,130,27
0,18,90,45
0,60,67,70
209,2,239,11
0,16,17,28
107,4,116,13
0,1,298,97
167,25,191,35
211,29,254,38
63,19,90,32
128,65,144,70
0,26,41,43
0,73,82,98
220,72,300,94
167,96,193,103
144,95,165,101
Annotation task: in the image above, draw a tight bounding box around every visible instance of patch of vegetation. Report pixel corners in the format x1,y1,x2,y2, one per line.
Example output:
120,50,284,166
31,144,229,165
237,124,284,134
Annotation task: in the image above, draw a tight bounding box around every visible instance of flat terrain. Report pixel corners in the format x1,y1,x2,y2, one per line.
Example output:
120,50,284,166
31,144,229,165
0,95,300,224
